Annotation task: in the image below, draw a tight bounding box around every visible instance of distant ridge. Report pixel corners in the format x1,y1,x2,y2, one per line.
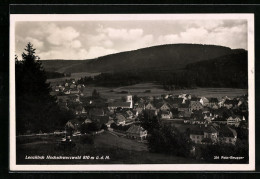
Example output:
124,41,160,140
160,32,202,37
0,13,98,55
41,44,238,73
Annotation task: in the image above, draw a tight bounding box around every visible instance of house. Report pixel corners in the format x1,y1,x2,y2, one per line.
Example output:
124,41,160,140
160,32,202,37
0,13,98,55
190,127,204,144
125,110,134,119
224,99,238,109
160,110,172,119
227,115,242,127
115,113,126,126
178,110,192,118
238,102,248,113
203,125,218,143
190,101,203,111
168,98,183,108
190,125,218,144
144,109,158,116
145,102,156,110
178,102,190,112
190,112,205,125
155,102,171,112
135,103,145,115
207,98,219,108
126,125,147,140
199,97,209,106
217,126,237,145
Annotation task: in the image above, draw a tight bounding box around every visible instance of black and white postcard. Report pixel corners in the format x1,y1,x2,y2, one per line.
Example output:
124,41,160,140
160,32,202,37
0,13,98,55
9,14,255,171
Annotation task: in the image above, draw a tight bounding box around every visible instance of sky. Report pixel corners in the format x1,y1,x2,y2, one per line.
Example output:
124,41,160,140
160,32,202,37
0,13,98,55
15,19,247,60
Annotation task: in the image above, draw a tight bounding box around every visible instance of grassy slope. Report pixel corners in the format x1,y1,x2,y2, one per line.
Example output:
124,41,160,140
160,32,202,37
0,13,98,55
16,131,198,164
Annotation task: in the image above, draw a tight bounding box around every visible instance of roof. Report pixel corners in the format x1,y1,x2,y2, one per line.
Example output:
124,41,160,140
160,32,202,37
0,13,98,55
191,97,200,101
217,126,235,137
209,98,219,103
171,98,183,105
115,114,126,122
155,102,167,109
179,102,190,108
224,99,239,105
204,126,218,133
126,125,146,134
190,101,203,106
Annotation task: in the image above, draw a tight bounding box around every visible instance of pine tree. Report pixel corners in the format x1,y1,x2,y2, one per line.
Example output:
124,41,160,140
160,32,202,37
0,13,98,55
16,43,71,134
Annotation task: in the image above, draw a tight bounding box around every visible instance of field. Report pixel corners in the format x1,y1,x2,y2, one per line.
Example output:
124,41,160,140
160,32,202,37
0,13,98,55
16,131,199,164
81,83,247,100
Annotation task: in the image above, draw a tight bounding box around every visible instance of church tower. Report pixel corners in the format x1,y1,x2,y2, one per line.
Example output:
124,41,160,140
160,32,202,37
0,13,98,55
126,95,133,108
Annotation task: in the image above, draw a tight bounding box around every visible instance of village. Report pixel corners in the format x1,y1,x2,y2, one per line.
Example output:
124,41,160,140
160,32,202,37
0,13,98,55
50,78,248,148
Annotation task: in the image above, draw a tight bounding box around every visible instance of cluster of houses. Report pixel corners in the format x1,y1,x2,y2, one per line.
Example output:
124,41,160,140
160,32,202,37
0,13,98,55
52,79,85,95
53,80,247,145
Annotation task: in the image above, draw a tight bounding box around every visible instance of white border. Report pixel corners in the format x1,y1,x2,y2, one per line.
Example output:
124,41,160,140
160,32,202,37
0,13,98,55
9,14,255,171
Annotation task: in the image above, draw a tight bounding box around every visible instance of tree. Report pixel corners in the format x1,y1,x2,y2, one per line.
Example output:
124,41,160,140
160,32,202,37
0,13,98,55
92,89,100,99
147,125,192,157
16,43,72,134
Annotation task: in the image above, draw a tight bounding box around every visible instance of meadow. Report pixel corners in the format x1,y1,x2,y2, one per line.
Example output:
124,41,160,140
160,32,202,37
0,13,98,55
16,131,198,164
82,83,248,100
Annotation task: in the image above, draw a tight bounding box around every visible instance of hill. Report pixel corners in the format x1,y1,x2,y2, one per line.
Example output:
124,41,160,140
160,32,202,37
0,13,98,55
76,50,248,89
41,44,234,73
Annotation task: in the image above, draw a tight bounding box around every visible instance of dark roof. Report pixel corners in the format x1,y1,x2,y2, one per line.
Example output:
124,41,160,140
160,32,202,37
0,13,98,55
217,126,235,137
191,97,200,101
224,99,238,105
179,102,190,108
171,98,183,105
190,101,203,106
126,125,146,134
209,98,219,103
155,102,165,109
204,126,218,133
